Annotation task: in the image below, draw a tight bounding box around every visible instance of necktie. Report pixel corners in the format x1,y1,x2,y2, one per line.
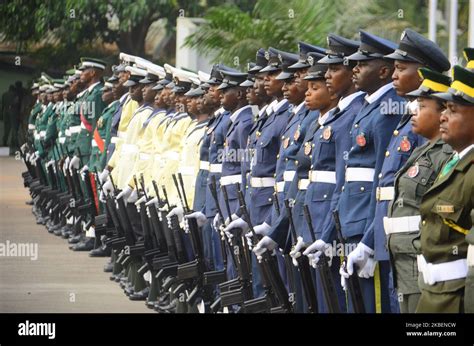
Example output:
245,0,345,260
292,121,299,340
439,153,459,178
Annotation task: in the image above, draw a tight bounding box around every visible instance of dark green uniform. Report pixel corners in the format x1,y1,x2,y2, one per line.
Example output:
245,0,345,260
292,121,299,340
387,138,452,312
417,148,474,313
465,210,474,312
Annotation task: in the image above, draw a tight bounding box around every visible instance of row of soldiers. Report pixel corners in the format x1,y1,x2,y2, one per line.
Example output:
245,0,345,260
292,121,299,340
20,27,474,313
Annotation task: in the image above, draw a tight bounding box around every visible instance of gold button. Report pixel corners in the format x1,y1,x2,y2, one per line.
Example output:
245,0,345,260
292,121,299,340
273,173,276,177
422,220,426,226
397,147,401,152
342,186,345,191
312,143,315,147
385,151,390,157
309,155,312,159
360,187,365,191
246,185,249,189
276,154,280,159
268,198,272,202
378,173,382,179
323,194,327,198
285,158,288,162
295,160,299,165
355,124,359,128
310,165,313,169
281,136,285,140
320,135,323,138
393,130,399,136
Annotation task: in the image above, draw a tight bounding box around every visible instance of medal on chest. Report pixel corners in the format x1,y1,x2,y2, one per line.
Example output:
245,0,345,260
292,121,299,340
322,126,332,140
356,132,367,147
406,162,419,178
293,126,301,141
97,117,104,129
304,142,312,156
283,137,290,148
400,136,411,152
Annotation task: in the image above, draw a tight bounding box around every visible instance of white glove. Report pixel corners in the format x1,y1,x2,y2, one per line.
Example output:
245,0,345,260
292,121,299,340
80,164,89,174
34,150,40,158
346,242,374,276
184,211,207,228
64,156,70,170
245,222,272,248
126,188,138,203
224,213,238,226
167,206,184,227
25,152,31,161
252,236,278,259
339,265,349,291
135,195,147,207
99,190,107,203
21,143,27,153
357,256,377,279
116,185,132,201
303,239,332,268
224,217,248,233
69,155,80,170
102,179,114,196
145,197,159,207
289,236,305,267
99,168,110,184
212,213,221,232
45,159,54,168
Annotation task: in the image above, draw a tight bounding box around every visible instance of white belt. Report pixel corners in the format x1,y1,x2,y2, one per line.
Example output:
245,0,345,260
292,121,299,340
468,245,474,267
221,174,242,186
39,130,46,138
59,137,66,144
275,181,285,193
165,151,180,161
376,186,395,201
417,255,468,285
345,167,375,182
210,164,222,173
91,139,98,147
110,136,119,144
179,166,195,176
34,134,40,140
70,125,81,134
80,122,86,130
383,215,421,235
28,124,35,130
199,161,210,171
65,129,71,137
121,143,139,154
309,170,336,184
298,179,310,190
250,177,275,188
283,170,295,182
117,131,126,138
139,153,151,161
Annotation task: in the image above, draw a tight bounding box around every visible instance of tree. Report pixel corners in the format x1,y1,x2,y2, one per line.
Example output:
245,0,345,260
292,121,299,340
184,0,337,69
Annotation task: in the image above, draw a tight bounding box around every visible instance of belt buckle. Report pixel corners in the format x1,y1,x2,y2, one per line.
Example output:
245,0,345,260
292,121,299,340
376,187,381,201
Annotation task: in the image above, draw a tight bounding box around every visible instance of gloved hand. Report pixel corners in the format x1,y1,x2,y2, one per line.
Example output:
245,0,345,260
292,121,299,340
357,256,377,279
80,164,89,174
252,236,278,259
245,222,271,248
224,217,248,233
224,213,238,226
127,188,138,203
64,156,70,170
25,152,31,162
346,242,374,276
339,265,349,291
167,206,184,227
69,155,80,170
212,213,221,232
45,159,54,168
99,168,110,184
20,143,27,153
101,179,114,197
116,185,132,200
184,211,207,228
303,239,332,268
289,236,305,267
145,197,159,207
135,195,147,207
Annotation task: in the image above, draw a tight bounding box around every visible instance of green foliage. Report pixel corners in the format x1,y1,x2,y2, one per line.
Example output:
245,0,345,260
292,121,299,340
185,0,336,68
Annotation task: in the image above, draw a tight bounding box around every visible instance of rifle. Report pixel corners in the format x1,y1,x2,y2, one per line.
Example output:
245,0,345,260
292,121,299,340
237,187,292,313
303,205,340,313
149,180,168,253
110,174,136,245
333,210,365,313
162,183,186,263
284,199,318,313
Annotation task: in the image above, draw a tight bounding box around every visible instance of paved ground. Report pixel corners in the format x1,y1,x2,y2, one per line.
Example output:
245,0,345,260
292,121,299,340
0,157,150,312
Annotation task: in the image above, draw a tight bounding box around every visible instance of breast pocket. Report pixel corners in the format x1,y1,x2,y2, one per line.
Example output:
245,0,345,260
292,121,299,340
256,136,277,163
431,197,465,243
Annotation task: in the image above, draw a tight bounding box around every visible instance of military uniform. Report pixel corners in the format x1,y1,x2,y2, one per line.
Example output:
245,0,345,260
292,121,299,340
415,66,474,313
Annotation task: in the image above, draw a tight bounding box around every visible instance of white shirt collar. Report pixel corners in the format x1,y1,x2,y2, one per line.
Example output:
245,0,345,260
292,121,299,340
292,101,305,115
338,91,365,111
273,98,288,113
457,144,474,160
214,107,224,117
258,104,268,117
119,92,129,103
76,89,87,98
364,82,393,104
266,99,278,115
87,81,101,93
318,110,331,126
230,105,252,123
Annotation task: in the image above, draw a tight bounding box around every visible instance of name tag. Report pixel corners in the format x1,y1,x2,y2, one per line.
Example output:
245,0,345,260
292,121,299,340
436,205,454,213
